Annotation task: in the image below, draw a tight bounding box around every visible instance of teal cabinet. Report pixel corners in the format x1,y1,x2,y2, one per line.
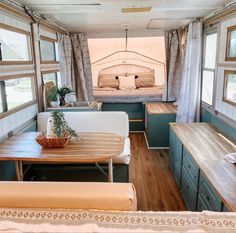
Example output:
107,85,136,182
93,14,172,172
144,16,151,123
146,113,176,148
169,129,183,188
181,166,198,211
182,148,199,188
102,103,145,132
198,173,223,212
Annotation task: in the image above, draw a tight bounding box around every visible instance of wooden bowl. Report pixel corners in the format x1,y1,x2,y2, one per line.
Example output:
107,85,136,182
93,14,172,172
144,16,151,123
35,134,70,148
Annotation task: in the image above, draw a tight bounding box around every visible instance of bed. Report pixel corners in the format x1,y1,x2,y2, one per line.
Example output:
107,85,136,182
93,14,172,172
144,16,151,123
93,64,164,103
1,208,235,232
93,64,164,131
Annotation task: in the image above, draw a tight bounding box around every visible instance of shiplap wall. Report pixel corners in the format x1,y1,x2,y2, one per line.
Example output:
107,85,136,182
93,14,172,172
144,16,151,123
215,17,236,121
0,9,59,140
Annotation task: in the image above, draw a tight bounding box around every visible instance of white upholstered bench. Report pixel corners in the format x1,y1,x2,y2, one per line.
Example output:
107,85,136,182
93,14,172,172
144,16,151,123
36,112,131,182
0,182,137,211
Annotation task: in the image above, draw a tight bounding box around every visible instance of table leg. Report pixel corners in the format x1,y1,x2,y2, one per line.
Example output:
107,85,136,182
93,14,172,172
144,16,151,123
15,161,23,181
108,159,113,182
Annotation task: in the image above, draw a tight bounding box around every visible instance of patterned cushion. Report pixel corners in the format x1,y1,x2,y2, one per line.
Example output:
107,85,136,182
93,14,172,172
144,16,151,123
135,71,155,88
98,74,119,88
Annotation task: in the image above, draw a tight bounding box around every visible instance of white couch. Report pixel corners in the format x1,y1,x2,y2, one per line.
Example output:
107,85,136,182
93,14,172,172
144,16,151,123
37,112,131,165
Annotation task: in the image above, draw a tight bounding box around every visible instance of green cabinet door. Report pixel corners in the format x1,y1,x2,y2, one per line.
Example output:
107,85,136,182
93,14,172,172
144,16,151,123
181,166,198,211
169,129,175,174
173,136,183,188
169,129,183,188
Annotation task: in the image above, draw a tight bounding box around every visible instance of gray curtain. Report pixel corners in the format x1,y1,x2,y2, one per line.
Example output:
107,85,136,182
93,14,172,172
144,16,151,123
59,33,94,102
176,22,202,123
162,29,187,102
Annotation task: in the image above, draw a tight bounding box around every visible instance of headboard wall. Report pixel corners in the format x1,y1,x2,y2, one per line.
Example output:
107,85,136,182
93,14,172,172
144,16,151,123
99,64,154,76
97,64,155,88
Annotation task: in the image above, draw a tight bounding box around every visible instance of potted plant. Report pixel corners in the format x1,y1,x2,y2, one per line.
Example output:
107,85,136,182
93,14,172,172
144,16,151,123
47,111,78,138
58,86,71,106
49,87,60,108
36,111,78,148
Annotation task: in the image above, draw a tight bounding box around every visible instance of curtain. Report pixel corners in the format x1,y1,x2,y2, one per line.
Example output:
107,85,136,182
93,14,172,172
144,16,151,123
162,29,187,101
176,22,202,123
59,33,94,102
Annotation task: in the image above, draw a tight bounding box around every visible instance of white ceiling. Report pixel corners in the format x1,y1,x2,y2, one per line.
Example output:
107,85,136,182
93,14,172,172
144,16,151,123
17,0,231,37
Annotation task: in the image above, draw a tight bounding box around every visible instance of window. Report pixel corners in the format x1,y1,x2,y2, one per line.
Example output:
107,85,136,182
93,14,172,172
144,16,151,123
201,32,217,106
223,70,236,106
0,76,35,114
226,25,236,61
39,36,58,63
0,26,32,63
42,71,61,87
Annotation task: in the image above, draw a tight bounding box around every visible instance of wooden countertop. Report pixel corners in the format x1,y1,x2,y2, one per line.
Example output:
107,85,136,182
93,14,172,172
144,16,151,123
146,102,177,115
170,123,236,212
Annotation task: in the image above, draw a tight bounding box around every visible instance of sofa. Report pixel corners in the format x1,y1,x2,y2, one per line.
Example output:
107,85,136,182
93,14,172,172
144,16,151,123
32,111,131,182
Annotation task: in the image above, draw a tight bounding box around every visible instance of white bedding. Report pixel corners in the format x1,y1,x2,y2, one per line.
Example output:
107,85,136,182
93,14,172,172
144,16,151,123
93,86,164,103
0,208,236,233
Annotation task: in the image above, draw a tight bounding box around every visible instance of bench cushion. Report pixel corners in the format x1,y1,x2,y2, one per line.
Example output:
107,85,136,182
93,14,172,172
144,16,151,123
37,112,129,138
0,182,137,211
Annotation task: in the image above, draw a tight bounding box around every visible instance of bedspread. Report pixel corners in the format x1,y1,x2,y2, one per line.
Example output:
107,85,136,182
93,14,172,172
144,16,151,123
0,208,236,232
93,86,163,103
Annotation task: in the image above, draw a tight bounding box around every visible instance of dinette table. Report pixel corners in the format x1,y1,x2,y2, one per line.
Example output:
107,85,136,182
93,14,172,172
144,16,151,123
0,132,124,182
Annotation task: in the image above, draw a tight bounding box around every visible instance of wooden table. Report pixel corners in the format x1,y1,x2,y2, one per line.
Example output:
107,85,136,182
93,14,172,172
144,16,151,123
0,132,124,182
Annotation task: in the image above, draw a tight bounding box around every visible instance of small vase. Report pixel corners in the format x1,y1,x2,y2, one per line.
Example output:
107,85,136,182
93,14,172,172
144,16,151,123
50,101,60,108
46,116,56,138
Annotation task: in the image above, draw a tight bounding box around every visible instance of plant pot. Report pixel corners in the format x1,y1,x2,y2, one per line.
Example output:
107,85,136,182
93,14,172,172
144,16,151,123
50,101,60,108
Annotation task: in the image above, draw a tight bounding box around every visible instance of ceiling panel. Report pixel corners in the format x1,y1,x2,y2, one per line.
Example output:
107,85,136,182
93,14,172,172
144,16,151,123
17,0,232,35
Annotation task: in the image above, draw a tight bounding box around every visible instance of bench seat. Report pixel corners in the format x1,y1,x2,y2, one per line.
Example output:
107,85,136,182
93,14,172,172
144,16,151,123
0,182,137,211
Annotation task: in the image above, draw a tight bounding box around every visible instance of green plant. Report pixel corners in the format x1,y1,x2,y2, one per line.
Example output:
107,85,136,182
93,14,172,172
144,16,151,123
49,87,59,102
51,111,77,138
58,86,71,106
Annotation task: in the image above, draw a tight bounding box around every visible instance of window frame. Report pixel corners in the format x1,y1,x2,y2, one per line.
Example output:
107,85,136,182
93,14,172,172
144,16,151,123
223,70,236,106
225,25,236,62
0,23,33,65
41,70,60,87
201,30,218,107
39,35,59,64
0,73,37,119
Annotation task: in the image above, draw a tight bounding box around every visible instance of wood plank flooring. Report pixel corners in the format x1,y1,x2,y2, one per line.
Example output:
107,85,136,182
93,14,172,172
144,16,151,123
129,133,186,211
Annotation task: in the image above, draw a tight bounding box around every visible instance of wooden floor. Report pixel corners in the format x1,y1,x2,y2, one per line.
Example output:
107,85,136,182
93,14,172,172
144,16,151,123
129,133,186,211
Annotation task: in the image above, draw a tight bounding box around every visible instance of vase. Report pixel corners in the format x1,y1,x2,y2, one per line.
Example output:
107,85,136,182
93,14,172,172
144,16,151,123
50,101,60,108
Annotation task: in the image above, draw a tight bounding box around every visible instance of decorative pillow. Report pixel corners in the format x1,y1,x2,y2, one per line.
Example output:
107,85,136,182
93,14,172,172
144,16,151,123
98,74,119,88
118,75,136,90
135,71,155,88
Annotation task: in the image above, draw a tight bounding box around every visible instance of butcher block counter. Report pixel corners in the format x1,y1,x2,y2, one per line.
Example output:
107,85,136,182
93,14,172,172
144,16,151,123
170,123,236,212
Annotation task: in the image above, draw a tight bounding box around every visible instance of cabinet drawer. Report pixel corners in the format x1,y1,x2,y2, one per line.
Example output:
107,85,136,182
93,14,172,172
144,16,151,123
183,148,199,188
199,174,222,211
181,167,197,211
197,195,208,212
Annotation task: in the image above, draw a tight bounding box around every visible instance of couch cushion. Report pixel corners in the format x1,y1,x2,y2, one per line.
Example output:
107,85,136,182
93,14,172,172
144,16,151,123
0,182,137,211
37,112,129,138
112,137,130,165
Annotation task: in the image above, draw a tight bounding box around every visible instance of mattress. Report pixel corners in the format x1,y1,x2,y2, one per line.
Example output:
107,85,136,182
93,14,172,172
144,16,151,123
93,86,163,103
0,208,236,232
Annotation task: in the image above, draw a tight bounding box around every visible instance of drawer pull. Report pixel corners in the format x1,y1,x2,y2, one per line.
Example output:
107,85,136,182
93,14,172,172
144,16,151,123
205,195,210,201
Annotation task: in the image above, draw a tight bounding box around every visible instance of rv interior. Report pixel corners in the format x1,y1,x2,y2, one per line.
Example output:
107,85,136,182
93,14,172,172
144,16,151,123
0,0,236,231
